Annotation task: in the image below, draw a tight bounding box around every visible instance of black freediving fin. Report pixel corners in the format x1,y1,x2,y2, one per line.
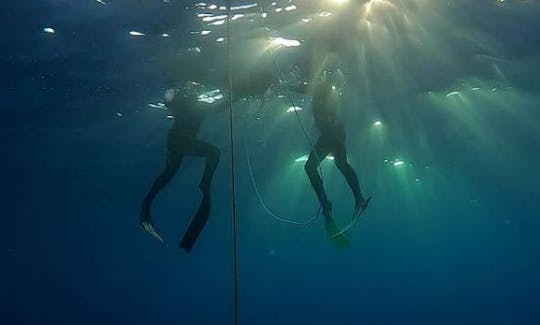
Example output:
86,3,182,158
179,193,211,253
330,196,372,239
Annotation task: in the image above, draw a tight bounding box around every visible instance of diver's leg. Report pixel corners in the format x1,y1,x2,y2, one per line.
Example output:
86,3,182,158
304,139,331,216
140,150,183,241
178,140,219,251
184,140,220,194
141,151,183,214
333,140,366,213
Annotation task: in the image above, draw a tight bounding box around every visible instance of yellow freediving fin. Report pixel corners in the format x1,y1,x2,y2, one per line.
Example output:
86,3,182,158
325,215,350,248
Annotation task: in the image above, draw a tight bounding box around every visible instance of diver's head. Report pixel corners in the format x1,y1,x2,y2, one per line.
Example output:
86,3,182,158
319,53,342,85
164,88,176,102
321,68,338,83
164,80,207,105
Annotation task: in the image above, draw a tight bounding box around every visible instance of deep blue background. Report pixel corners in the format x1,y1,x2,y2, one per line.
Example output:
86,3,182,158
3,1,540,324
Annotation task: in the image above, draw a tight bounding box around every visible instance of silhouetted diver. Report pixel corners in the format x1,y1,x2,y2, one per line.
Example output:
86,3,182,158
140,67,278,251
140,82,220,252
304,69,371,226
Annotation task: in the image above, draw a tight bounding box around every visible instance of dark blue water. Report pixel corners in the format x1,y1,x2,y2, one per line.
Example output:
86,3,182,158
3,1,540,324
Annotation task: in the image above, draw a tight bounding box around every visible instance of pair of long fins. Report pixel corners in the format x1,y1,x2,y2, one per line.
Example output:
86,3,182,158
143,193,210,253
325,197,371,247
145,195,370,251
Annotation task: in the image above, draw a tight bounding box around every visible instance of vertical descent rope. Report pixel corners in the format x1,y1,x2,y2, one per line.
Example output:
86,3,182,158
225,1,240,325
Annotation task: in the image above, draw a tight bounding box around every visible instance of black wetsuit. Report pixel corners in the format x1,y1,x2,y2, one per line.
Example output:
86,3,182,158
166,95,219,193
312,83,346,161
141,92,219,251
304,80,364,216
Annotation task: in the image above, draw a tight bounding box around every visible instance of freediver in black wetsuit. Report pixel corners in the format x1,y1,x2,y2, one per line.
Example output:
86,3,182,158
304,69,371,223
140,82,220,252
140,63,279,251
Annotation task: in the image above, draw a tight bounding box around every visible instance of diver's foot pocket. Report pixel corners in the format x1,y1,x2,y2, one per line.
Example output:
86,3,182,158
141,218,164,243
354,196,372,218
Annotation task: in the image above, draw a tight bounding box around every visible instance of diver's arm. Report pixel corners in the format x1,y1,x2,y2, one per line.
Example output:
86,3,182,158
335,68,346,91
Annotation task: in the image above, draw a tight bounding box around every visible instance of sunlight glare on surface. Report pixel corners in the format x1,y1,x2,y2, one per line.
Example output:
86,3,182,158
329,0,349,6
129,31,145,36
393,160,405,167
286,106,303,112
270,37,301,48
294,154,334,163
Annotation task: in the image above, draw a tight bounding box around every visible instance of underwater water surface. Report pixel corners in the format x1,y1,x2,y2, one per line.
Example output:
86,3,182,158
3,0,540,324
